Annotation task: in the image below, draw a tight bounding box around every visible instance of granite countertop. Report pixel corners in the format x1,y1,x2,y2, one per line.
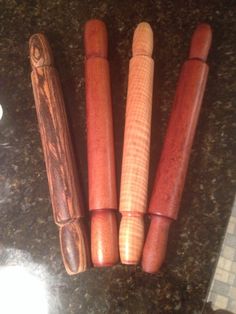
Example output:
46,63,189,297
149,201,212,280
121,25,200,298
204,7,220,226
0,1,236,313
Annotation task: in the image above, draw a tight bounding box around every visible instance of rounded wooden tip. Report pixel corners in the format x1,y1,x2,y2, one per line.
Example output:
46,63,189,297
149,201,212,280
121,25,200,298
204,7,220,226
132,22,153,57
84,19,108,58
119,214,145,264
29,33,54,68
91,210,119,267
59,220,90,275
189,23,212,61
141,215,172,273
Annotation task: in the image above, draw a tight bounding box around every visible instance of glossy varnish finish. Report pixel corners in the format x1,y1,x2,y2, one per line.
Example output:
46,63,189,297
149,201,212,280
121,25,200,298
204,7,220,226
29,33,90,274
119,22,154,264
142,24,212,273
85,20,118,267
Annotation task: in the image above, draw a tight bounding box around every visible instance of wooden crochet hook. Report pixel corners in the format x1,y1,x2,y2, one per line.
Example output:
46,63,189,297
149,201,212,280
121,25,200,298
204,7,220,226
119,22,154,264
85,19,119,267
29,33,90,274
142,24,212,273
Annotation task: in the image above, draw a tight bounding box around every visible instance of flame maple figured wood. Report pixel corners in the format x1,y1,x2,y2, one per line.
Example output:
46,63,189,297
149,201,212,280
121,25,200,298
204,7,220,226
142,24,212,273
29,33,90,274
119,22,154,264
85,20,118,267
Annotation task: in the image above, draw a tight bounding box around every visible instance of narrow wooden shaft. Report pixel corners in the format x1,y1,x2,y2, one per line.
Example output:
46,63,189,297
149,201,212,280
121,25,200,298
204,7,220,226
120,56,154,214
119,22,154,264
86,58,117,211
85,20,118,267
142,24,212,273
29,33,90,274
31,67,84,224
149,60,208,219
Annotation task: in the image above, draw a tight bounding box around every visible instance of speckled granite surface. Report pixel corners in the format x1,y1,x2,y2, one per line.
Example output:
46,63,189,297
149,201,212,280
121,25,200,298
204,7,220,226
0,1,236,313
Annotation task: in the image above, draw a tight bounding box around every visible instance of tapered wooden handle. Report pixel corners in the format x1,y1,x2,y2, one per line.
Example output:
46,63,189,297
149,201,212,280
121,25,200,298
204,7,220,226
142,24,212,273
189,23,212,61
84,19,107,58
85,20,119,267
142,216,172,273
119,22,154,264
29,33,90,274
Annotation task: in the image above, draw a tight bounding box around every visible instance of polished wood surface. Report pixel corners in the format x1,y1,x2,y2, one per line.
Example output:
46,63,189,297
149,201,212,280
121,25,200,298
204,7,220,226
142,24,212,273
29,33,90,274
119,22,154,264
85,20,118,267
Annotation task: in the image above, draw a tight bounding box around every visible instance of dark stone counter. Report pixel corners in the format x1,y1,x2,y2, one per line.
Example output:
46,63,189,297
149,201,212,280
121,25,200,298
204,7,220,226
0,1,235,313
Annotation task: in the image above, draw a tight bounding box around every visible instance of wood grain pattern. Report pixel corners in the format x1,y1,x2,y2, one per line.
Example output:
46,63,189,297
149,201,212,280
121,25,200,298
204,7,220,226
85,20,118,267
119,22,154,264
142,24,212,273
29,33,90,274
